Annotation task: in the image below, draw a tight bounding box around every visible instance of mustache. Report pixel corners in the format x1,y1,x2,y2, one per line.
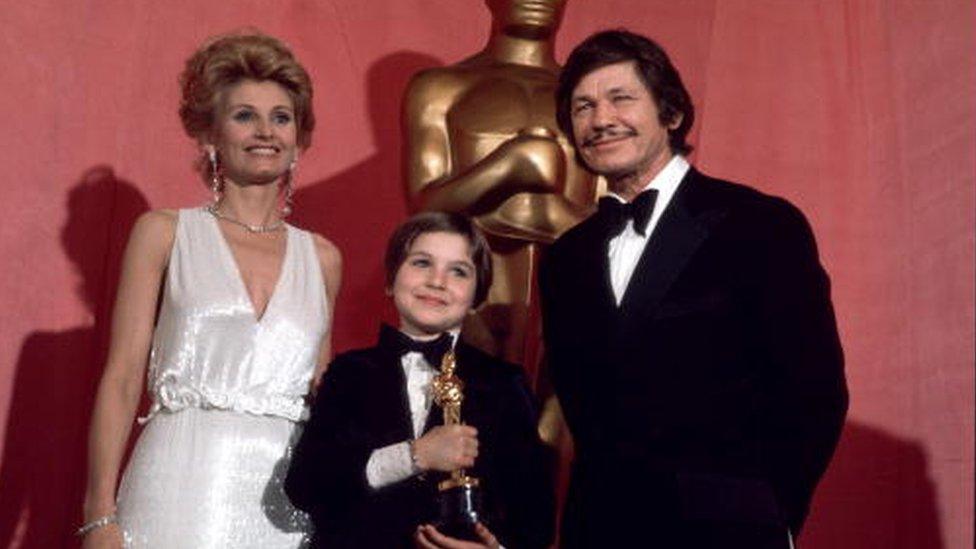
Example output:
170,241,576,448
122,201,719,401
581,127,638,147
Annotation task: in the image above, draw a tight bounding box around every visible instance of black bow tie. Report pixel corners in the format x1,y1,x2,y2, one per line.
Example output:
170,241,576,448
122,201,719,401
597,189,659,237
381,325,454,368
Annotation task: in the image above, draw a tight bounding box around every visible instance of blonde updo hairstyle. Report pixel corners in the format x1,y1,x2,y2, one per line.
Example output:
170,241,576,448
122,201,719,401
179,30,315,180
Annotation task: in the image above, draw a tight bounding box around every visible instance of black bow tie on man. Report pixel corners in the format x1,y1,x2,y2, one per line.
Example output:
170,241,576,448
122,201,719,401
597,189,659,238
384,325,454,367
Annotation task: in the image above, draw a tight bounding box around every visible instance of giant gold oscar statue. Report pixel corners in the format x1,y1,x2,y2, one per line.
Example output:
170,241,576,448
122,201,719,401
403,0,596,387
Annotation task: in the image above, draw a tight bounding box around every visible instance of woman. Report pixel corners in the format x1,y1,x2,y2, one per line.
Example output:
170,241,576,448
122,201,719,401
80,31,341,548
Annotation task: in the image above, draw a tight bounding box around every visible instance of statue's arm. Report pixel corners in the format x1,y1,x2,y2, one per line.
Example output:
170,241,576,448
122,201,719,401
403,72,565,214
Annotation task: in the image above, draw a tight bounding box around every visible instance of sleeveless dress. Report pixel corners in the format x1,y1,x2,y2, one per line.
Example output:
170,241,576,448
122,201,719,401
115,207,327,548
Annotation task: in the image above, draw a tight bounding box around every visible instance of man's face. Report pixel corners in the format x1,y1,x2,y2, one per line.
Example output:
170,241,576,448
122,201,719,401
570,61,681,183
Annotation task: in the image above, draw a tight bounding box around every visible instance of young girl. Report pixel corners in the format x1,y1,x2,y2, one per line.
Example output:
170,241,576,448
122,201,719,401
286,212,553,548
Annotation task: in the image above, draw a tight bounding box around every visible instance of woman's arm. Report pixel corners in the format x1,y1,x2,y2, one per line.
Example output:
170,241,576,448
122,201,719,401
310,234,342,391
81,210,175,544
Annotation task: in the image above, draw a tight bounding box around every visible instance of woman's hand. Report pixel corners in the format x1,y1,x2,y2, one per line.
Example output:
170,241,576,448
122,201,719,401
81,523,124,549
415,523,500,549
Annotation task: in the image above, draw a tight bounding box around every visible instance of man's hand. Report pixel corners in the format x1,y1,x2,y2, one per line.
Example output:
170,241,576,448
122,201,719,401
415,523,500,549
414,425,479,472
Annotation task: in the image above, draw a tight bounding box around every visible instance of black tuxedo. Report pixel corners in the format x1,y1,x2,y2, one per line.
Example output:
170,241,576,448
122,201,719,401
540,168,848,548
285,326,554,548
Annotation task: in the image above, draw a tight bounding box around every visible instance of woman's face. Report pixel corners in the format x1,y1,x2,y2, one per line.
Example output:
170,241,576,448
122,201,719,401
209,79,297,186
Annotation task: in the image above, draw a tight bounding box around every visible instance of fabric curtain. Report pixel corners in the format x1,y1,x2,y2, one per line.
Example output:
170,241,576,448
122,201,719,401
0,1,971,547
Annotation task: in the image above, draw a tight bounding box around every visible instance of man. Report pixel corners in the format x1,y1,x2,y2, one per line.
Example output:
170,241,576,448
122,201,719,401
539,30,848,548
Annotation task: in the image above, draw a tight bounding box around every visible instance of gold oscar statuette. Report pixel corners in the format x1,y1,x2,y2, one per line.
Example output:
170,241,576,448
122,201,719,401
430,350,483,540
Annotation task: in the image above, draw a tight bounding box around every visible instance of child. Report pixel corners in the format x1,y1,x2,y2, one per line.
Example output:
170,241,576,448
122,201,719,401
285,212,554,548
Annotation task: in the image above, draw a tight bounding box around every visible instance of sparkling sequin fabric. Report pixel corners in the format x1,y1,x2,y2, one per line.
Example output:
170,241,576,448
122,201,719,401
116,208,327,548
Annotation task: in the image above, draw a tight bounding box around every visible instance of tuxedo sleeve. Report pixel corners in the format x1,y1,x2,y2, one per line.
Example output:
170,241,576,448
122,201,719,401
752,198,848,533
490,367,556,549
538,242,583,440
284,355,376,520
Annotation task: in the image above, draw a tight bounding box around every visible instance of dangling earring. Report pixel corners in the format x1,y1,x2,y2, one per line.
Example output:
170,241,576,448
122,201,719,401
208,148,223,207
281,156,297,217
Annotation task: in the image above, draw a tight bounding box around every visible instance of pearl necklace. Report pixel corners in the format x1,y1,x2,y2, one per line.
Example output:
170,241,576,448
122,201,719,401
206,205,284,234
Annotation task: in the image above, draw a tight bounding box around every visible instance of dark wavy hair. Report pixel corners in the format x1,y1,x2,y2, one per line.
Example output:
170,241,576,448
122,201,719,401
384,212,494,308
556,29,694,155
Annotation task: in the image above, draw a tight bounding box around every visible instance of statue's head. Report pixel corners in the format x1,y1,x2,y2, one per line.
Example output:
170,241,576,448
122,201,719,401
486,0,567,39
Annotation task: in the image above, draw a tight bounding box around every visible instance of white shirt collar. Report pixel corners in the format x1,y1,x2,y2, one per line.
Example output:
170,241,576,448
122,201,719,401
604,155,691,305
404,328,460,347
606,154,690,204
401,328,461,370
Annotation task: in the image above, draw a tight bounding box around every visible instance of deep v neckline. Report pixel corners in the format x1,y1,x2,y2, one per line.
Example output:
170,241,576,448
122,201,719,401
207,209,290,324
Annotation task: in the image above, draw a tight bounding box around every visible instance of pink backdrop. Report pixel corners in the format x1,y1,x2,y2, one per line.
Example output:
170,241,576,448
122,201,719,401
0,1,972,547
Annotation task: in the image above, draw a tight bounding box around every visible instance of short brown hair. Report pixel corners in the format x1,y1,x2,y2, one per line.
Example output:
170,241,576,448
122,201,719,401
179,30,315,150
384,212,494,308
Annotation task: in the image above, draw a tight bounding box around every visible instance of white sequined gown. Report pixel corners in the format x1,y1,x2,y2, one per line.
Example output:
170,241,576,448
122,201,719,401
116,208,327,548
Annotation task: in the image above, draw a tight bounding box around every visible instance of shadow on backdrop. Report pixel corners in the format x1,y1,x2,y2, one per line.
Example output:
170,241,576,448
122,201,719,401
802,420,944,548
0,166,149,548
291,51,442,352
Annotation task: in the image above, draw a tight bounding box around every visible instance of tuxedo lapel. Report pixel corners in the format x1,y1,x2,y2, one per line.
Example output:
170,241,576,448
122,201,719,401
374,343,418,441
619,170,725,319
575,216,619,320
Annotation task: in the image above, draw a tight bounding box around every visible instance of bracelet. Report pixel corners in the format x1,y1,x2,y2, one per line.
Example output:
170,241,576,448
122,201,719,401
76,513,117,537
408,439,424,476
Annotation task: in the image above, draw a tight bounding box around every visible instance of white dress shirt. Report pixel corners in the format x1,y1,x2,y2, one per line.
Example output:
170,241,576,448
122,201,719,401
606,155,690,304
365,330,459,489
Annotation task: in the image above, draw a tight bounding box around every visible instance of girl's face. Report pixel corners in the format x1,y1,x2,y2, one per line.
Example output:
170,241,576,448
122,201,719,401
391,231,477,338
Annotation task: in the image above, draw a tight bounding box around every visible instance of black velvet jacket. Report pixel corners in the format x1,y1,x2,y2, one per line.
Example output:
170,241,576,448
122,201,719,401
285,325,555,548
540,168,848,548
